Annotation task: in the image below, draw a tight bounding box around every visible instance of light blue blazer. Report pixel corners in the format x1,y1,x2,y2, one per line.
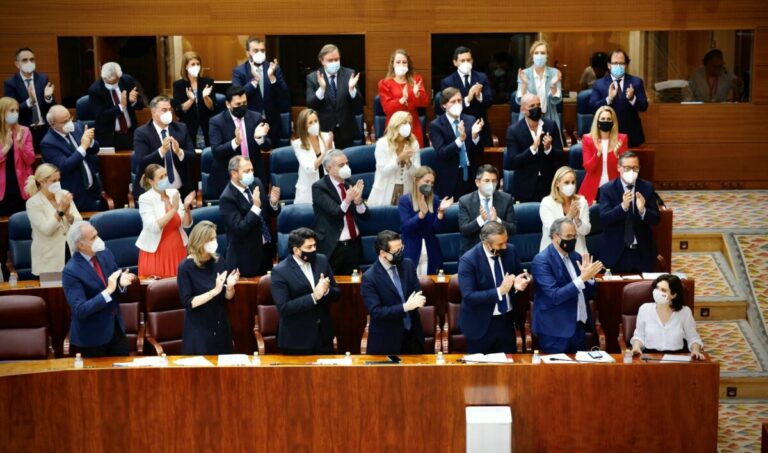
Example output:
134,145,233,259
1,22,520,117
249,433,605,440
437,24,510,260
515,66,562,129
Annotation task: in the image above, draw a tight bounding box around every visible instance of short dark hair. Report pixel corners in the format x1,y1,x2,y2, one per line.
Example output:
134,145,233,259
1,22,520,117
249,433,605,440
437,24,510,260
15,48,33,59
225,85,246,102
453,46,472,60
590,52,608,70
479,221,506,242
245,36,263,51
618,150,639,166
374,230,400,255
652,274,685,311
475,164,499,181
441,87,461,105
288,227,317,251
610,49,631,66
702,48,724,65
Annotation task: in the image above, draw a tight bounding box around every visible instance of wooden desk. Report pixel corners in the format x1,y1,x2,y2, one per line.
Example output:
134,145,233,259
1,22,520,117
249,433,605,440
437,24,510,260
0,354,719,452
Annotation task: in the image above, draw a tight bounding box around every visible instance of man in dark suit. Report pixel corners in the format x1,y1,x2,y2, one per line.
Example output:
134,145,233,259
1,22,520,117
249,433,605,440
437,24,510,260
271,227,341,355
232,36,289,146
63,220,137,357
531,217,602,353
458,165,517,254
132,95,195,200
87,62,145,150
429,86,485,200
218,155,280,278
361,230,426,355
504,93,563,203
598,151,660,273
3,47,55,151
305,44,362,149
209,85,271,197
40,105,103,212
589,49,648,148
438,46,493,147
311,149,370,275
458,222,531,354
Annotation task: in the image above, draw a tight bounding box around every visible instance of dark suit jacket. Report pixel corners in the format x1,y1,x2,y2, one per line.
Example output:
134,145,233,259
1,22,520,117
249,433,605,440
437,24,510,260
429,113,483,200
398,195,445,275
171,77,216,146
458,190,517,254
361,258,425,355
598,177,660,271
232,61,288,145
208,109,271,197
40,123,102,212
531,244,596,338
589,74,648,148
457,242,523,341
63,250,125,348
305,67,362,148
218,179,280,278
132,120,195,199
87,75,145,147
311,175,371,257
504,118,563,203
271,253,341,351
439,70,493,145
3,72,55,127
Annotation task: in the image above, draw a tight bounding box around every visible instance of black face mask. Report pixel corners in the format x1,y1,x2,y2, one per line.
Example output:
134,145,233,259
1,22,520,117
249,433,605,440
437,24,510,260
598,120,613,132
559,238,577,254
388,248,405,266
527,107,542,121
231,105,247,119
299,250,317,264
486,244,505,257
418,184,433,197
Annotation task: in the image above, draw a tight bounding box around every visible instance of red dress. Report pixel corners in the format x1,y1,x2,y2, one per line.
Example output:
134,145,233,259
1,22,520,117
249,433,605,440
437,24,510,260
138,207,187,278
378,75,429,147
578,133,628,205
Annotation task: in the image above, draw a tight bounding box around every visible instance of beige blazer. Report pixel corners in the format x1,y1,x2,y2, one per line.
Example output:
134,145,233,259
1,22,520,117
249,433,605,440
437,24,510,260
135,188,190,253
26,190,83,275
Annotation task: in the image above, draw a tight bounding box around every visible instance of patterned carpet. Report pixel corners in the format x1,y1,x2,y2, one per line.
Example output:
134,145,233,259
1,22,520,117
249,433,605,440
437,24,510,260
735,235,768,341
671,252,737,299
659,190,768,231
698,321,763,374
718,401,768,452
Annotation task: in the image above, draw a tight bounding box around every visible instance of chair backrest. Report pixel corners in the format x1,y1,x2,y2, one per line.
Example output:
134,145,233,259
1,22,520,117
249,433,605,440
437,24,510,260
200,148,219,205
620,281,654,348
279,111,292,147
585,204,603,258
508,202,542,268
89,208,143,272
255,275,279,353
568,143,583,170
373,95,386,139
75,95,96,128
502,170,515,197
434,204,461,274
8,212,33,280
213,93,226,115
509,91,521,123
446,276,466,353
358,206,401,271
269,146,300,203
144,278,185,355
0,295,49,360
276,203,316,259
190,206,228,255
353,114,365,145
343,145,376,174
119,301,142,355
418,276,439,353
420,147,435,168
576,89,594,137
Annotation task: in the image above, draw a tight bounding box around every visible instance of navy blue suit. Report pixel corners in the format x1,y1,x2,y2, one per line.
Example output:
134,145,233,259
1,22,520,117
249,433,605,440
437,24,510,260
439,70,493,146
232,61,289,145
598,177,659,273
361,258,425,355
132,120,195,199
87,75,145,149
306,67,363,149
398,195,445,275
429,113,483,200
208,109,271,197
589,74,648,148
63,250,125,348
3,72,55,127
504,118,563,203
40,123,102,212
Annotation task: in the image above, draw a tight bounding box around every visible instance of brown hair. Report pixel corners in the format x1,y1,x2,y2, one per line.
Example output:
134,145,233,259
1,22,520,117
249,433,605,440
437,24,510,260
140,164,163,191
180,51,202,81
527,40,551,65
385,48,415,84
296,108,318,151
318,44,339,61
440,87,461,106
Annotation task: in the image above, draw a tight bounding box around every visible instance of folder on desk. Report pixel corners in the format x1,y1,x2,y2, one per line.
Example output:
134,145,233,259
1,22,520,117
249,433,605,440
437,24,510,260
217,354,252,366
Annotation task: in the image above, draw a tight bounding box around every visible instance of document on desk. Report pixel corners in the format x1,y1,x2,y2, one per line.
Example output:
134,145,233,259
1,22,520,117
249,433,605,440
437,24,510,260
174,356,214,367
315,358,348,365
217,354,252,366
622,274,643,280
541,353,576,364
574,351,616,363
661,354,692,363
113,356,166,367
462,353,512,363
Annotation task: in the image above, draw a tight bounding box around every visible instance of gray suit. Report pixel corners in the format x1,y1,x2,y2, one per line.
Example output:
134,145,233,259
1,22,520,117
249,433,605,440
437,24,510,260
458,190,517,254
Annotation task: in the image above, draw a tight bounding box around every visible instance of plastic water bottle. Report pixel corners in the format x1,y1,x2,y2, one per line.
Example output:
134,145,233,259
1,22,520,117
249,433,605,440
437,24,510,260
344,352,353,365
351,269,360,283
604,268,613,279
252,351,261,366
623,349,633,364
74,353,84,369
532,350,541,365
161,353,169,367
436,351,445,365
437,269,446,283
8,272,18,288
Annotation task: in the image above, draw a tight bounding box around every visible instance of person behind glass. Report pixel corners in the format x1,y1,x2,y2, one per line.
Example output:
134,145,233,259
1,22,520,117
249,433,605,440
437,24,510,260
208,85,271,197
458,164,517,255
515,40,562,135
132,95,195,201
362,230,426,354
579,106,627,206
232,37,288,146
40,105,102,212
172,51,215,148
368,111,421,207
589,49,648,148
631,274,704,360
378,49,428,147
579,52,608,90
531,217,601,354
0,97,35,216
458,221,531,354
398,166,454,276
688,48,741,103
311,149,370,275
87,62,144,150
271,227,341,355
429,87,484,200
25,163,82,277
539,166,591,254
178,220,240,355
439,46,493,147
504,93,564,203
136,164,195,278
305,44,362,149
63,220,137,357
3,48,55,151
291,108,334,204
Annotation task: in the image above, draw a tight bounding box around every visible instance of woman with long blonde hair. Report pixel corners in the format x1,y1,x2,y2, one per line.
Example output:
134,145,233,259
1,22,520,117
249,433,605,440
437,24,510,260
368,111,422,206
539,166,591,254
515,40,562,130
0,97,35,216
291,108,334,204
578,106,628,205
377,48,428,147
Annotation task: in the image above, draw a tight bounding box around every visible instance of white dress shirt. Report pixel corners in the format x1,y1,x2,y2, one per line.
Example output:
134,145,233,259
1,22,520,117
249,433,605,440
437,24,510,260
330,175,366,241
21,72,46,125
315,69,357,100
459,71,483,106
379,257,409,312
558,250,588,323
152,122,182,190
630,303,703,352
608,75,637,106
445,113,481,153
474,191,503,228
599,139,610,186
525,120,552,155
482,246,511,315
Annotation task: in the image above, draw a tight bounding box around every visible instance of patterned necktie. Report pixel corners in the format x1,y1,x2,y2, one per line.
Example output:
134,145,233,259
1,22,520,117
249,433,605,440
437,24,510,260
453,119,469,181
245,187,272,243
161,129,175,183
25,78,41,124
390,266,411,330
238,118,249,157
492,255,507,314
337,182,358,240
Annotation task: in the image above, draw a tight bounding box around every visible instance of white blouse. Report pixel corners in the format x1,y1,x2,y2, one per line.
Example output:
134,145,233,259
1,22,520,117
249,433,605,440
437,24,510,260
630,303,704,352
599,139,610,187
367,136,421,207
538,195,591,254
292,133,333,204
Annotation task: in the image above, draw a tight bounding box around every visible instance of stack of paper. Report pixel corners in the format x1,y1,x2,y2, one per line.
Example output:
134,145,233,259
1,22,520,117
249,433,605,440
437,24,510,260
661,354,692,363
574,351,616,363
540,353,576,364
462,353,512,363
112,356,165,367
217,354,252,366
173,356,214,367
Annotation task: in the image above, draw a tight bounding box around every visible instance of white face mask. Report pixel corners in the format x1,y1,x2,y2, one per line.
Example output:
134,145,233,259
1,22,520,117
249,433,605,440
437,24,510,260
5,112,19,125
652,289,670,305
187,65,201,77
48,181,62,194
480,182,497,197
159,111,173,125
338,164,352,180
398,124,411,138
394,65,408,77
622,170,638,185
458,62,472,76
103,82,118,91
62,121,75,134
204,240,218,254
325,61,341,75
90,237,106,253
252,52,266,65
448,103,463,118
21,62,36,74
560,183,576,197
307,123,320,136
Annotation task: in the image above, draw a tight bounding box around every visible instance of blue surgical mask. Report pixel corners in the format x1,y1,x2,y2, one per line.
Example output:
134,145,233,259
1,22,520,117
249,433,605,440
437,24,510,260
156,177,170,191
240,171,255,187
610,65,625,79
533,54,547,68
5,112,18,125
326,61,341,75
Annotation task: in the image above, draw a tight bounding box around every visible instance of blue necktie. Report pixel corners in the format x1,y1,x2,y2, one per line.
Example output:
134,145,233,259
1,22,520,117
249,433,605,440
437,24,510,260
492,255,508,314
328,75,337,101
161,129,175,183
483,197,491,217
244,187,272,244
453,119,469,181
390,266,411,331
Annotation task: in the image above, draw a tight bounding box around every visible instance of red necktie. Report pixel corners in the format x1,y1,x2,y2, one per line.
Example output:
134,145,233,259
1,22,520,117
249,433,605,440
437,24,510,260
337,182,358,240
91,256,107,287
110,89,129,133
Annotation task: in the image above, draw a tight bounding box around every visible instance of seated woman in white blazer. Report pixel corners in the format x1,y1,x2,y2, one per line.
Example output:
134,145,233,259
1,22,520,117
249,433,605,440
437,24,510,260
368,111,421,206
539,166,591,254
25,163,83,276
291,108,334,204
136,163,195,278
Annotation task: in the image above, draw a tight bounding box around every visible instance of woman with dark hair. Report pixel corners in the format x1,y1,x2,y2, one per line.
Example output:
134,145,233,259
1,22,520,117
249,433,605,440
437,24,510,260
631,274,704,359
172,51,215,147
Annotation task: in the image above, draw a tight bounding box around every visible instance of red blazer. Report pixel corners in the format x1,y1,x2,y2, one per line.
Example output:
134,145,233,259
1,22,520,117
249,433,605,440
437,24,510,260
578,133,627,205
378,75,429,147
0,125,35,202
